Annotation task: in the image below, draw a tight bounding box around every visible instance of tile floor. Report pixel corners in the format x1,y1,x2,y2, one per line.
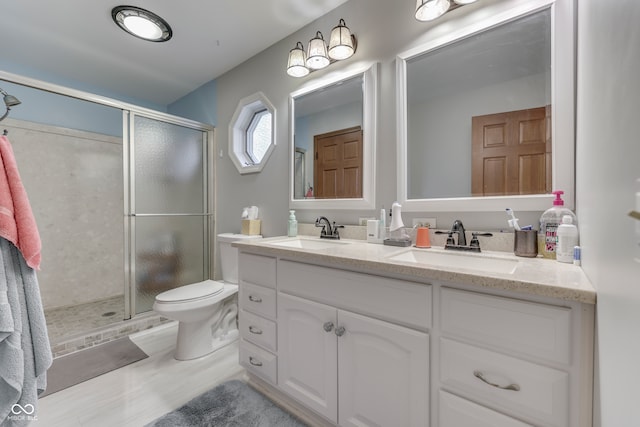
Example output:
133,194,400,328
45,296,126,343
38,322,246,427
45,296,171,357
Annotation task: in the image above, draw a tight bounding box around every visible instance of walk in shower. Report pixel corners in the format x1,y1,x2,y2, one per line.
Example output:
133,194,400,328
0,73,214,356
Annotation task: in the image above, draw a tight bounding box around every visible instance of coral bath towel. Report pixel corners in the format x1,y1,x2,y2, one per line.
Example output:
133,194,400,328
0,136,41,269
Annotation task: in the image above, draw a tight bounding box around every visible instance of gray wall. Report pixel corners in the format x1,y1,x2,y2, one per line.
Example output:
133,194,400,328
576,1,640,425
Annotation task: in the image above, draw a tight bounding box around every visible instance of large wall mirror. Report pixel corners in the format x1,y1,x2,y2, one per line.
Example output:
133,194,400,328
289,63,377,210
397,0,575,212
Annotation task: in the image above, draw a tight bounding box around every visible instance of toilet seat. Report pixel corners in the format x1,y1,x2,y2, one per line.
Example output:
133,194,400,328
156,280,224,304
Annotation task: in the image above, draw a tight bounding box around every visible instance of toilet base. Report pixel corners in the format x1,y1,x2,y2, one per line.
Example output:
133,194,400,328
174,328,239,361
173,296,240,361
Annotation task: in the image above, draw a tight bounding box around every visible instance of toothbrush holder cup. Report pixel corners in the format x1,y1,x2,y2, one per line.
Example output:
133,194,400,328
514,230,538,257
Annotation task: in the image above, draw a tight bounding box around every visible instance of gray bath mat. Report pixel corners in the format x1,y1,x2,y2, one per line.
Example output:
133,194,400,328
40,336,148,397
146,379,308,427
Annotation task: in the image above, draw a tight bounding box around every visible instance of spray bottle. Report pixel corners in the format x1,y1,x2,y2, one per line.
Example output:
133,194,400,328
538,191,577,259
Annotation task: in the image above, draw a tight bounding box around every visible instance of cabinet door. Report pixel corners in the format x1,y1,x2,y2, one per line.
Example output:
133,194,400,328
278,293,338,422
338,310,430,427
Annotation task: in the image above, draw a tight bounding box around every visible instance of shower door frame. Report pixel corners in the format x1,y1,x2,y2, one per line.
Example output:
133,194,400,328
123,111,215,319
0,70,216,321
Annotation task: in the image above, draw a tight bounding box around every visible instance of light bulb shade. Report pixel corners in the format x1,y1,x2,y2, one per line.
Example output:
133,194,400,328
306,31,330,70
453,0,477,4
287,42,310,77
328,19,354,61
112,6,172,42
415,0,451,21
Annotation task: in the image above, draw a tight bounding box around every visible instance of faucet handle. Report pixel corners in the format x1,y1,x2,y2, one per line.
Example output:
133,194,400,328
435,230,455,246
470,232,493,249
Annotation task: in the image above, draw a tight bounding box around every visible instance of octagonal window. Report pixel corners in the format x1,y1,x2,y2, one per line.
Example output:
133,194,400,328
229,92,276,174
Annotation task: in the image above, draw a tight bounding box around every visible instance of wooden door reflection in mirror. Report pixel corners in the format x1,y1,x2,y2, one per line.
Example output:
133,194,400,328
472,106,551,196
314,126,362,198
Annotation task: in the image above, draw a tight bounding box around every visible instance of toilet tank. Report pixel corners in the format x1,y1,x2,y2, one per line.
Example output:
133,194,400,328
217,233,262,284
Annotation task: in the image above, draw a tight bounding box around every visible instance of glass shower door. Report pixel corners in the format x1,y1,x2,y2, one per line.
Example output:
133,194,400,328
125,113,213,316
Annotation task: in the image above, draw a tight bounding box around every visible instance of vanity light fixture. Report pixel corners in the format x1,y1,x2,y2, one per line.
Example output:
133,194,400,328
328,19,355,60
286,19,357,78
112,6,173,42
415,0,478,22
307,31,331,70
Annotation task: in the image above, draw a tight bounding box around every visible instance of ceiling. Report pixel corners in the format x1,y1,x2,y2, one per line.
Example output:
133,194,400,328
1,0,349,106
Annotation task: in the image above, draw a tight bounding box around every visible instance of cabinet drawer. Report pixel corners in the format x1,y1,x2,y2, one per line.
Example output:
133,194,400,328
278,260,431,330
440,338,568,427
439,391,532,427
239,252,276,289
441,287,571,364
239,282,276,319
239,309,277,352
239,339,277,385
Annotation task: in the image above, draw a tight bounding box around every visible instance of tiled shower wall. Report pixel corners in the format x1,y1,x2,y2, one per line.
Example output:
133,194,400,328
5,118,124,309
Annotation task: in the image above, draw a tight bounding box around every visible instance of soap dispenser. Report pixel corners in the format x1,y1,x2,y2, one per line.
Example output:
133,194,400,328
538,190,577,259
383,202,411,247
288,210,298,237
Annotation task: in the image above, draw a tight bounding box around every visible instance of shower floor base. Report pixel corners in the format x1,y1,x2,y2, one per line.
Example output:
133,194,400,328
45,295,171,358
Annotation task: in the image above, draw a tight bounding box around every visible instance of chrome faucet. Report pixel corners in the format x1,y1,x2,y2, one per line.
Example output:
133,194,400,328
315,216,344,239
435,220,493,252
450,219,467,246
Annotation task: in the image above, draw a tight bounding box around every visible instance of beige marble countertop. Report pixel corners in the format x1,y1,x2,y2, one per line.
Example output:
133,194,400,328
233,235,596,305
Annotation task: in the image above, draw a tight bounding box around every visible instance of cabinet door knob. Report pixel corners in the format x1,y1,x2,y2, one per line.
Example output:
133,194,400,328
323,321,334,332
249,325,263,335
248,295,262,303
335,326,346,337
249,356,263,367
473,370,520,391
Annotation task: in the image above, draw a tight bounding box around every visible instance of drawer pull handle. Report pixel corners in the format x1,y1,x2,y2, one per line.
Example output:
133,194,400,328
248,295,263,303
249,357,263,367
473,370,520,392
335,326,346,337
323,321,334,332
249,326,263,335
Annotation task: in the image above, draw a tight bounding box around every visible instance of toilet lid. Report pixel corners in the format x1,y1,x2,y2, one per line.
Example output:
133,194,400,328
155,280,224,303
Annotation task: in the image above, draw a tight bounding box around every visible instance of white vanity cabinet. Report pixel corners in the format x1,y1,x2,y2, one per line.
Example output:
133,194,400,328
238,253,278,384
236,246,594,427
277,259,431,427
436,287,592,427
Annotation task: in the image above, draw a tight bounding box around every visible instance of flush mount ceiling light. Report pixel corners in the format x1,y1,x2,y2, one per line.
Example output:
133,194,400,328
415,0,478,22
112,6,172,42
287,19,357,78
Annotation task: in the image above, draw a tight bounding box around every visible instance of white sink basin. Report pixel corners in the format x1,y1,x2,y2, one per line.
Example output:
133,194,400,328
268,237,351,250
387,249,519,275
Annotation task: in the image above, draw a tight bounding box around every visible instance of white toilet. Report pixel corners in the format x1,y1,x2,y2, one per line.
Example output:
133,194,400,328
153,233,261,360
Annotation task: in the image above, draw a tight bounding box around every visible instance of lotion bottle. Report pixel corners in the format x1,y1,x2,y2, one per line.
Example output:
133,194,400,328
288,210,298,237
556,215,579,263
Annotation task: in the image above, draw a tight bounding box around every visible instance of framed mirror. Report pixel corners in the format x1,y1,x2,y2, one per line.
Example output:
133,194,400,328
289,63,378,210
397,0,575,212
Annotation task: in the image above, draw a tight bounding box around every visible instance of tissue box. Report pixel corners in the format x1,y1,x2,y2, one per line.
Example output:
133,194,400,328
241,219,261,235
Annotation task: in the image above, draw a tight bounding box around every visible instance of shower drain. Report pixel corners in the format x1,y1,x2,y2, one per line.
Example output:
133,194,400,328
101,311,117,317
